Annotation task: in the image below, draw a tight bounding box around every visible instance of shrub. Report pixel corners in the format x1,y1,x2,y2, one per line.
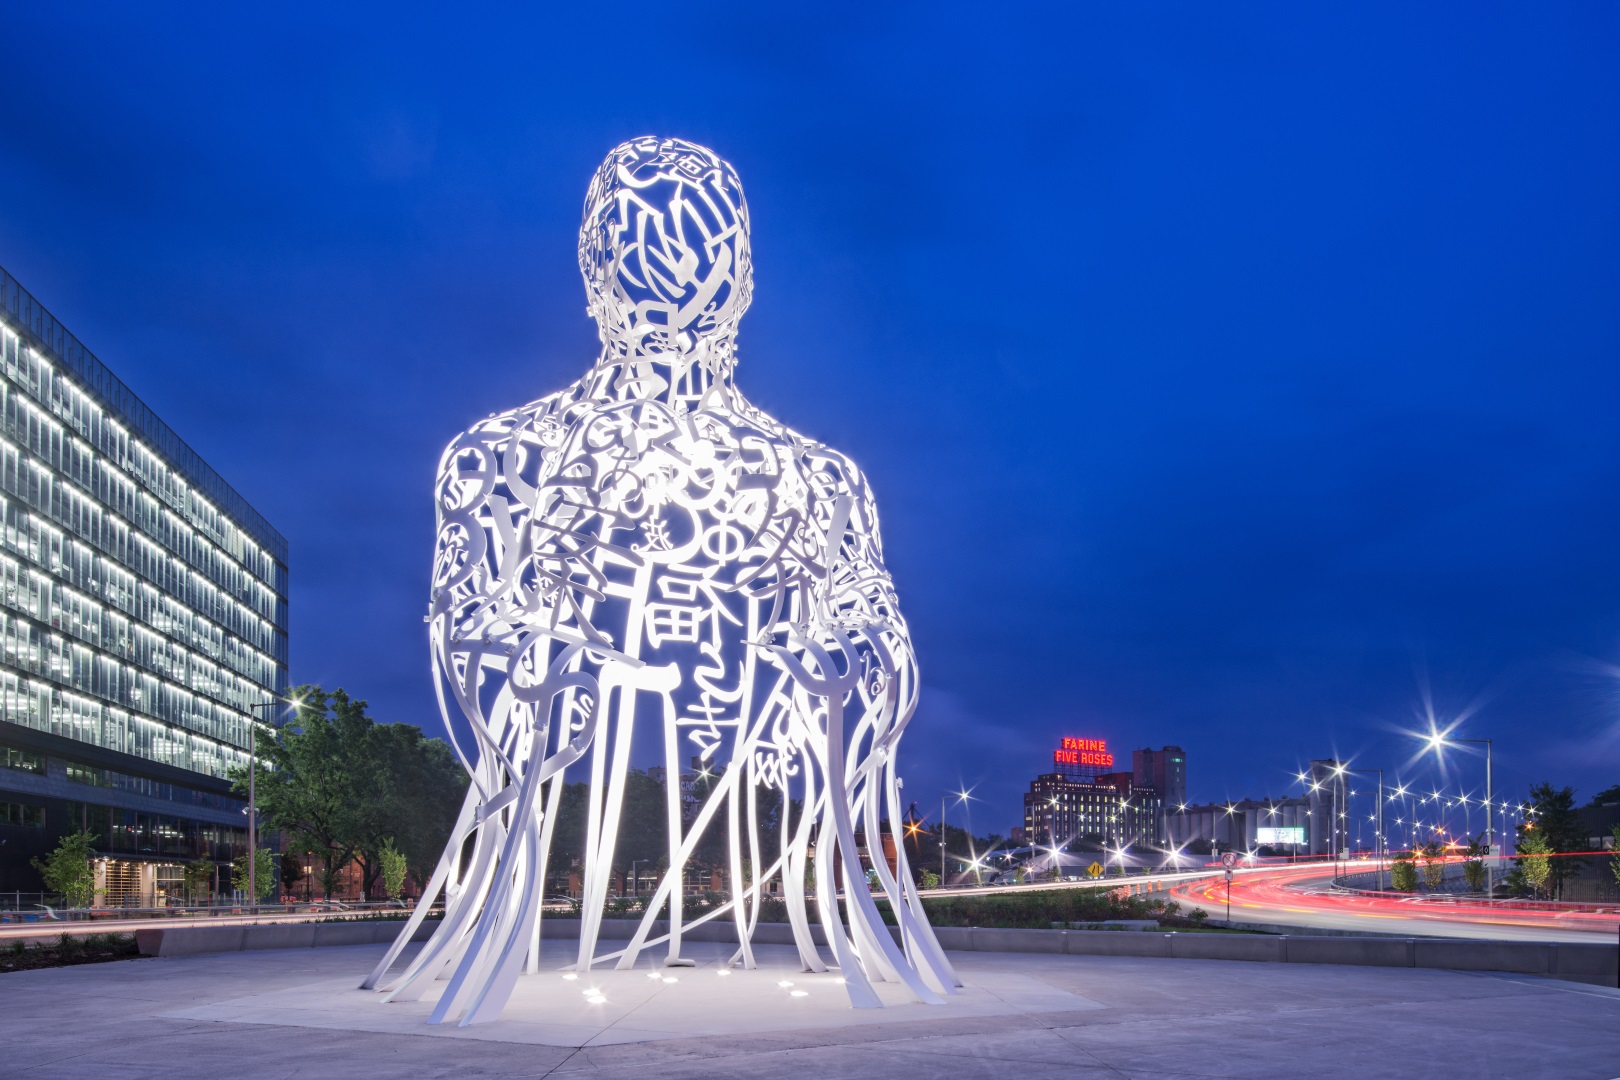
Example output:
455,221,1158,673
1391,855,1417,892
918,888,1155,929
1419,842,1446,890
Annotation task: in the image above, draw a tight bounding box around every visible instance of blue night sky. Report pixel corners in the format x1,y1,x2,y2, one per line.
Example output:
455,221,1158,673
1,5,1617,833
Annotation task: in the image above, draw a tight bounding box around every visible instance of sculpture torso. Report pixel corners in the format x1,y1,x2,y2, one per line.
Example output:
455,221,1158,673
431,366,905,787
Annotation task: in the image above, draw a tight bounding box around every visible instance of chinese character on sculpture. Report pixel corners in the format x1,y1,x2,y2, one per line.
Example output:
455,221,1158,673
363,136,959,1024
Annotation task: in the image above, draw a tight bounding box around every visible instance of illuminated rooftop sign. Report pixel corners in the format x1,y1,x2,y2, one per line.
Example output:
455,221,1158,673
1054,737,1113,769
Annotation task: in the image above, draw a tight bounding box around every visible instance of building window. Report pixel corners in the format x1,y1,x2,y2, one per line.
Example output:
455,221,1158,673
0,743,44,774
0,800,45,827
66,761,108,786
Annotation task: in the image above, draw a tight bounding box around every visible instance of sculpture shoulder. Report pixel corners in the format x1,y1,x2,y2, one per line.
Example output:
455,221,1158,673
435,386,580,480
431,382,601,526
727,392,874,502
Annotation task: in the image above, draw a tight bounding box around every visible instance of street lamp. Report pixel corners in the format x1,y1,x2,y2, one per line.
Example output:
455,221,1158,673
1299,766,1346,874
246,695,301,913
1419,729,1494,898
1340,767,1386,890
942,788,973,886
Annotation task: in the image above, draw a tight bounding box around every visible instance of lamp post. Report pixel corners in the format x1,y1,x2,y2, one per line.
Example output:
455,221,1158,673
245,696,299,914
1421,732,1494,899
1341,767,1386,890
1046,796,1060,879
942,789,972,886
1299,764,1346,875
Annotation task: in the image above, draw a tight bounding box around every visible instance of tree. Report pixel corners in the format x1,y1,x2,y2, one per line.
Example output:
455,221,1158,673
233,849,278,901
1419,841,1446,890
32,831,96,908
1521,783,1584,899
1517,828,1552,899
394,735,466,890
546,781,590,895
613,768,671,883
1588,784,1620,807
280,851,307,897
233,685,468,900
379,838,408,899
1462,834,1487,892
352,719,467,898
234,687,365,898
918,868,940,889
1391,852,1417,892
183,858,215,904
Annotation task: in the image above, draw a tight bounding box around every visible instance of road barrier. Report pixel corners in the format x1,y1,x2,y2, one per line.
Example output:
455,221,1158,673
128,916,1619,987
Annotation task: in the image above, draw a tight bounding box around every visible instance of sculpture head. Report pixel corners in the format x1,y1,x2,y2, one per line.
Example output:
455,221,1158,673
579,137,752,367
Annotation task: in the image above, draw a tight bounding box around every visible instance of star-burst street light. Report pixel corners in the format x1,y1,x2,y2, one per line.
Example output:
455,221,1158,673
1418,726,1495,899
942,788,974,886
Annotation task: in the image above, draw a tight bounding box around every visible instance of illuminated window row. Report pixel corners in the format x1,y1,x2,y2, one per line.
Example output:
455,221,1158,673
0,323,283,583
0,568,276,715
0,455,284,666
0,615,260,753
0,505,279,689
0,672,252,779
0,410,283,650
0,334,285,624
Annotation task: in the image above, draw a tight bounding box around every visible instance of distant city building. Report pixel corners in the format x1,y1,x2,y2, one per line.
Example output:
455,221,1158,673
0,266,288,905
1164,758,1356,855
1024,737,1172,850
1167,796,1310,853
1023,763,1164,854
1132,745,1186,809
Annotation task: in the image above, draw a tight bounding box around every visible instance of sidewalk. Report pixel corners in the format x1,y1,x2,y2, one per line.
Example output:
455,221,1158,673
1,940,1616,1078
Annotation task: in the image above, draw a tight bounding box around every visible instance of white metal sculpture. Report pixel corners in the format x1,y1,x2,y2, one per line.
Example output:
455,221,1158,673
364,136,959,1024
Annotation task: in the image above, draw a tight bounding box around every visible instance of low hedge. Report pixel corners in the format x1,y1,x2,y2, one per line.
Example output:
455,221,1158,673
918,888,1158,929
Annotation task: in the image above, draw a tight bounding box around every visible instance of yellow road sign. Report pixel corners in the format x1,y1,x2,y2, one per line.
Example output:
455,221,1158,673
1087,861,1103,878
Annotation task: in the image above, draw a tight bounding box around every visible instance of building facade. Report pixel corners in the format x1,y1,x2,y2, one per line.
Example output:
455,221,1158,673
0,266,288,906
1132,745,1186,809
1022,771,1164,852
1166,796,1311,854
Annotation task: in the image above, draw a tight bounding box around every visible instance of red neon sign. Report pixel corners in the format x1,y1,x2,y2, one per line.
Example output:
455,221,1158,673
1054,737,1113,768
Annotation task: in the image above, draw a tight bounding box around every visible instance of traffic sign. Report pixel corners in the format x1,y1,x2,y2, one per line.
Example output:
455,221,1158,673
1220,851,1238,869
1087,861,1103,878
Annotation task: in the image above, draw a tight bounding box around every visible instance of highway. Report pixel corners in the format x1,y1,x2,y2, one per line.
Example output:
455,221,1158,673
7,865,1617,945
928,862,1620,943
1164,863,1620,943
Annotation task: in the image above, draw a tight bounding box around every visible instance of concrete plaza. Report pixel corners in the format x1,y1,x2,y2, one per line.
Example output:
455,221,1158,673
2,940,1618,1079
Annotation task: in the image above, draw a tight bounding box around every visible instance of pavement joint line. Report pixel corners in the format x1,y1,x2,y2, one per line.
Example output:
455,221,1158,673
577,961,695,1047
1462,970,1620,1001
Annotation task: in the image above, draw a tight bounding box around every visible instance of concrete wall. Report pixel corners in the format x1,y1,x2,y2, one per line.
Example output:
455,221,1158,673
131,916,1620,988
135,918,438,957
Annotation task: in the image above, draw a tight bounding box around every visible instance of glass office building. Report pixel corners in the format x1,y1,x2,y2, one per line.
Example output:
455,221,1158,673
0,265,288,905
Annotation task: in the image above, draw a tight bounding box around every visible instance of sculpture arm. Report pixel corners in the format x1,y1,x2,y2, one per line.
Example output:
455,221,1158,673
809,449,920,742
